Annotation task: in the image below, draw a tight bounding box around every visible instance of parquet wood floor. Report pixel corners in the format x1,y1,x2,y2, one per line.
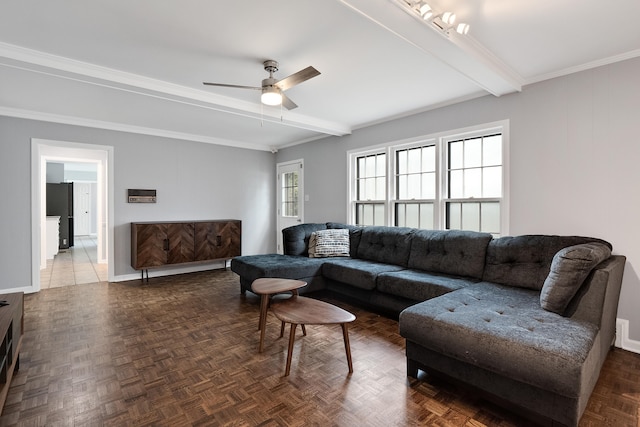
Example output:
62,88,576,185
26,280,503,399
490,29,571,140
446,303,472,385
1,269,639,426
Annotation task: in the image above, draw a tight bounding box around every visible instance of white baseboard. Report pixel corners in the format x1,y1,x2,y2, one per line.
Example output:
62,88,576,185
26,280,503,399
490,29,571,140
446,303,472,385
616,318,640,354
111,261,231,283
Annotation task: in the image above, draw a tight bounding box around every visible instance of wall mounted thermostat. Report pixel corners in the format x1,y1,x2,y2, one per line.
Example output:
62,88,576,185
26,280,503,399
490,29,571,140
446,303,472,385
128,189,157,203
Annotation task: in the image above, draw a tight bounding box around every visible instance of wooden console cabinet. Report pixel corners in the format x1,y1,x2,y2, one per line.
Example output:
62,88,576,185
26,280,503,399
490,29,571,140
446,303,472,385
131,220,241,275
0,292,24,414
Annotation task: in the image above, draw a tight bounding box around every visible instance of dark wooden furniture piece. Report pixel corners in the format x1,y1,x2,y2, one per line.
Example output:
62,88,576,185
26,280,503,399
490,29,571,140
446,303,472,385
131,220,241,279
250,278,307,353
0,292,24,414
271,296,356,377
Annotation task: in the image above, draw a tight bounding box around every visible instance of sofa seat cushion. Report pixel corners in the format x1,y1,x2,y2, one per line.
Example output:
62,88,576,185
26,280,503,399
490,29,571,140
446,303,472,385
322,258,406,291
399,282,598,397
377,270,478,302
231,254,326,283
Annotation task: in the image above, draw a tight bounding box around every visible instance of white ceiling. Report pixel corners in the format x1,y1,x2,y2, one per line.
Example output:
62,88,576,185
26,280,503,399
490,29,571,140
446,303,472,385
1,0,639,152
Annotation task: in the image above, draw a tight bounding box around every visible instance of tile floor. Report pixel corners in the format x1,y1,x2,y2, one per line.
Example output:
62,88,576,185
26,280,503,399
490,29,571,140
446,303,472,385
40,235,108,288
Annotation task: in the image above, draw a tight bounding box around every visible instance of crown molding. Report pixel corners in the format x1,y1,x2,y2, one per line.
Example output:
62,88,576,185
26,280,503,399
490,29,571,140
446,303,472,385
0,106,275,152
524,49,640,86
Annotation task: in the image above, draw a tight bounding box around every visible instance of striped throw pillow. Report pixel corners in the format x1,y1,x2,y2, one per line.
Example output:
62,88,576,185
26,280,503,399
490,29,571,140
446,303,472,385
308,229,350,258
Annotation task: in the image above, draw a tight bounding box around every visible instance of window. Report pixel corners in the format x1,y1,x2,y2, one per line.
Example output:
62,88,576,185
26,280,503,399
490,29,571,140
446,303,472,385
281,171,299,217
445,134,502,235
354,152,386,226
395,144,436,229
348,122,508,235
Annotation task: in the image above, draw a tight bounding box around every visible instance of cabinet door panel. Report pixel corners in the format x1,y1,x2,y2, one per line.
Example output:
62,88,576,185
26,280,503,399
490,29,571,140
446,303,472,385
194,221,241,261
212,221,241,259
133,223,167,269
166,223,195,265
194,222,218,261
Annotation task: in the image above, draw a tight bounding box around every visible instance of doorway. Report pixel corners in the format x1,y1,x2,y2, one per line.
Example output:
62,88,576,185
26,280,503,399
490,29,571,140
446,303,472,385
31,139,114,292
276,159,304,254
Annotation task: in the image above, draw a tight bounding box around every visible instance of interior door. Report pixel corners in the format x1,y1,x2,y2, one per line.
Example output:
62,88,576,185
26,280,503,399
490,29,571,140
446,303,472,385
276,160,304,254
73,182,92,235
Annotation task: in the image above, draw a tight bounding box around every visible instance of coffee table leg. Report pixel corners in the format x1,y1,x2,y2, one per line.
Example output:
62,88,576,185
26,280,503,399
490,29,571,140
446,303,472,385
280,321,305,338
341,323,353,373
285,323,297,376
258,294,269,352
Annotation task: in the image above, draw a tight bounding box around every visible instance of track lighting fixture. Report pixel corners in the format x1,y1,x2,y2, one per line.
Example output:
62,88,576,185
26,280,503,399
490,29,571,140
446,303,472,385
401,1,470,36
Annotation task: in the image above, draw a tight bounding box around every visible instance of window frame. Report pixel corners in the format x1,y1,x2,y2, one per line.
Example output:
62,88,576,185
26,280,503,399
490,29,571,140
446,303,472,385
347,121,509,235
349,146,388,226
391,139,439,229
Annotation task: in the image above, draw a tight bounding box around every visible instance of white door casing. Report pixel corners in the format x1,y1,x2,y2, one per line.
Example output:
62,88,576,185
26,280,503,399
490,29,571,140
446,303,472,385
276,159,304,254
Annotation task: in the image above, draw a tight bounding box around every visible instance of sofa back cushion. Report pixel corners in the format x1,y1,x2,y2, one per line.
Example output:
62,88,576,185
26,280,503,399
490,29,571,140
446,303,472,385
282,223,327,256
356,226,415,266
482,235,612,290
408,229,493,279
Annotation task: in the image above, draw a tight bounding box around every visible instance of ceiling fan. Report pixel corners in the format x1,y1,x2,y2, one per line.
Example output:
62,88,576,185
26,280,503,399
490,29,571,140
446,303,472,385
203,60,320,110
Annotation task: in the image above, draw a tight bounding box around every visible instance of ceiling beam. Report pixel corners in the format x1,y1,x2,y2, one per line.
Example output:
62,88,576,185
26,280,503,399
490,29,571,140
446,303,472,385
0,42,352,137
337,0,524,97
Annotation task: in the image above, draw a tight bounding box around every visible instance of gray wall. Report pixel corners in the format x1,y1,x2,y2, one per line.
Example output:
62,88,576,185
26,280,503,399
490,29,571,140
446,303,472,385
277,56,640,340
0,116,276,287
46,162,64,183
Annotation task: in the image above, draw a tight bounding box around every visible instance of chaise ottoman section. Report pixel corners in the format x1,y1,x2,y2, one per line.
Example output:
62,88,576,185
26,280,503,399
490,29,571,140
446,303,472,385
400,281,602,426
231,254,327,294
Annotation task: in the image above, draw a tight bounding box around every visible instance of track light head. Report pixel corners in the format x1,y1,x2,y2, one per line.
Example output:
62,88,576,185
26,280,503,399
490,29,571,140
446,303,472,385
419,3,433,19
400,0,470,37
456,23,470,35
441,12,456,25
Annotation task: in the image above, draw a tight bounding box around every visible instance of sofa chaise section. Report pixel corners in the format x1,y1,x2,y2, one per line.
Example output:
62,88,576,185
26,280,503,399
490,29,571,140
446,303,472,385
399,235,625,427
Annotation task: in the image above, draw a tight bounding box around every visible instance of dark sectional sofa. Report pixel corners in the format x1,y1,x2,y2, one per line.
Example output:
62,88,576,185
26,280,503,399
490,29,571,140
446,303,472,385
231,222,626,427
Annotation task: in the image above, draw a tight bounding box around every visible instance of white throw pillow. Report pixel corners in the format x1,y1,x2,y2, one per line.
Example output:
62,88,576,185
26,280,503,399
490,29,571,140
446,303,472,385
308,229,350,258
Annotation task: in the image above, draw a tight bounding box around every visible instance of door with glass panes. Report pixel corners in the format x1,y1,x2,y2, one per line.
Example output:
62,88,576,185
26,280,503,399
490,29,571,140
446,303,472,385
276,160,303,254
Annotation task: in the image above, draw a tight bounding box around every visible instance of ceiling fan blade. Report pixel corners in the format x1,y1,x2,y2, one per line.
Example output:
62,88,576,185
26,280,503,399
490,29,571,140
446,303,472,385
203,82,262,90
274,66,320,92
281,93,298,110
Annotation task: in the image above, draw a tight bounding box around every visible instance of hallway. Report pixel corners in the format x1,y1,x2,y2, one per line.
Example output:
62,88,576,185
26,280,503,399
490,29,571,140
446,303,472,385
40,235,108,288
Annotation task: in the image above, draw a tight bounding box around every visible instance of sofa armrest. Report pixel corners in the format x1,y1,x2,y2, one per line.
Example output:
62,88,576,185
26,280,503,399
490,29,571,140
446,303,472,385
565,255,626,348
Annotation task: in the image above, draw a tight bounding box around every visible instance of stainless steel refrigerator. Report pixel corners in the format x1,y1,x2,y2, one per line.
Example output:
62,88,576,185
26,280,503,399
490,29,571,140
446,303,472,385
46,182,74,249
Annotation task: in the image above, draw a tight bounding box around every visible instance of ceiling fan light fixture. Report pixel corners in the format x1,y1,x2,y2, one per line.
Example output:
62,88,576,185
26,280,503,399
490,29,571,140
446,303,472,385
261,86,282,106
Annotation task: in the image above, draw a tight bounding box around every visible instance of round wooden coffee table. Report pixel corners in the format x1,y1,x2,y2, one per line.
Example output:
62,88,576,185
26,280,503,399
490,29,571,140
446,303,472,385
251,278,307,352
271,296,356,376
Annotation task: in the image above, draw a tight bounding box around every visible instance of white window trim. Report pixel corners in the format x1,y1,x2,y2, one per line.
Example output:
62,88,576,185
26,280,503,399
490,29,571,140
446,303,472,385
347,120,510,235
